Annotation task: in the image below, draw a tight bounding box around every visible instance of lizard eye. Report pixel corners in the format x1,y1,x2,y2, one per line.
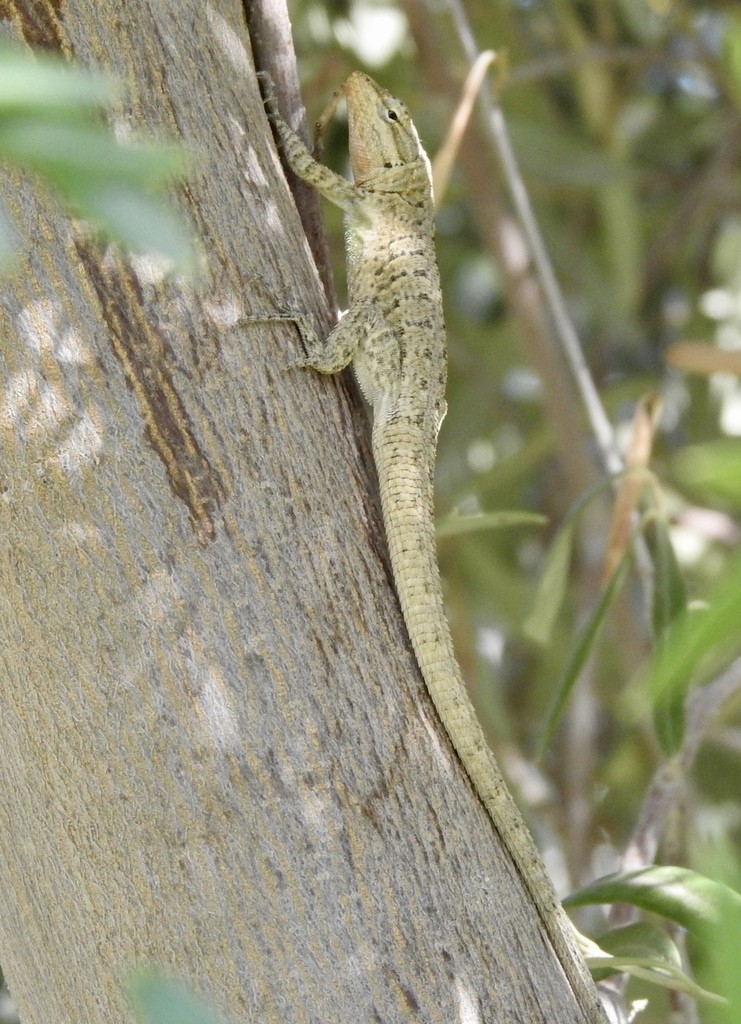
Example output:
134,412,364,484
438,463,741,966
384,107,400,122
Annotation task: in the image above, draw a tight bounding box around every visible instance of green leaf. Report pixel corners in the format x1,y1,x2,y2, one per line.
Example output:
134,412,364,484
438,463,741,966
596,921,681,969
81,186,196,268
722,13,741,112
537,552,629,753
436,508,546,540
522,520,574,645
0,119,184,193
0,44,114,111
643,513,686,639
641,512,688,749
522,468,627,648
0,42,193,269
680,849,741,1019
672,439,741,510
566,866,741,934
647,552,741,753
129,973,223,1024
586,922,722,1001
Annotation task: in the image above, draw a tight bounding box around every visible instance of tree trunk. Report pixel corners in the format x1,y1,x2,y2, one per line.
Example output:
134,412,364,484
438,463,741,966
0,2,599,1022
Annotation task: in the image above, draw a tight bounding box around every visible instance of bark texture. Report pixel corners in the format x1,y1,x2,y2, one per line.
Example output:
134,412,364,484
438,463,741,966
0,2,598,1022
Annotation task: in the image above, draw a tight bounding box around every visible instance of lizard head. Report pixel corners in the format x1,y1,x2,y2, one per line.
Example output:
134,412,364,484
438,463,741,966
317,72,431,190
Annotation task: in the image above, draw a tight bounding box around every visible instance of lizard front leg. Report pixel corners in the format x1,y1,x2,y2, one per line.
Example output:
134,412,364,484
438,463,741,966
260,75,361,215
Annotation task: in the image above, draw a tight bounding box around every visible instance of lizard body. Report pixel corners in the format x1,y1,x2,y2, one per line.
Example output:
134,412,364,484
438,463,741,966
265,71,605,1022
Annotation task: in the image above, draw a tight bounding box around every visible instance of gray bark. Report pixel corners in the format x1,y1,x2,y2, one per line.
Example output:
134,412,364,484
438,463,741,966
0,2,598,1022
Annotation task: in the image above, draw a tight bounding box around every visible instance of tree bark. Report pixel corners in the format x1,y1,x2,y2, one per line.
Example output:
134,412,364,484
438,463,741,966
0,2,599,1022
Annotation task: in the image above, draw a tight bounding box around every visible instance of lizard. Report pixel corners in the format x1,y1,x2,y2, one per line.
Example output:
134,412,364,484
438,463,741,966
262,70,606,1023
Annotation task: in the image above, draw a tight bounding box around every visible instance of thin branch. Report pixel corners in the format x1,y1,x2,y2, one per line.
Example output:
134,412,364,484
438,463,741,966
432,50,496,204
444,0,622,477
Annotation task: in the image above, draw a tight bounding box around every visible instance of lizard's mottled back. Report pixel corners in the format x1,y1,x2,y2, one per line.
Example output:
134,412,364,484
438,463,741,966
264,71,606,1023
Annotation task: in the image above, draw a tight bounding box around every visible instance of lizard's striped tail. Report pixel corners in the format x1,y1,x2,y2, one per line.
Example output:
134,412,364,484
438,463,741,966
372,415,606,1023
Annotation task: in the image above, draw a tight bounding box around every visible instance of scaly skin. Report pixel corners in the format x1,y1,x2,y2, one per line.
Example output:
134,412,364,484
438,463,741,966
265,71,605,1022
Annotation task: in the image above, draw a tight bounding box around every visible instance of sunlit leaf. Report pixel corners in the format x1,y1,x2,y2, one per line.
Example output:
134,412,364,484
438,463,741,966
566,866,741,934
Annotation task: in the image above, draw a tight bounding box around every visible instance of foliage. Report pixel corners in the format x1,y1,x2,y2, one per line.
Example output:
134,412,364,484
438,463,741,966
288,1,741,1020
0,43,194,269
129,973,223,1024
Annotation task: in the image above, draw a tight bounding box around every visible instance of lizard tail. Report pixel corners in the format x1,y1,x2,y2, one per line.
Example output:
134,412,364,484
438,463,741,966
372,415,606,1022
